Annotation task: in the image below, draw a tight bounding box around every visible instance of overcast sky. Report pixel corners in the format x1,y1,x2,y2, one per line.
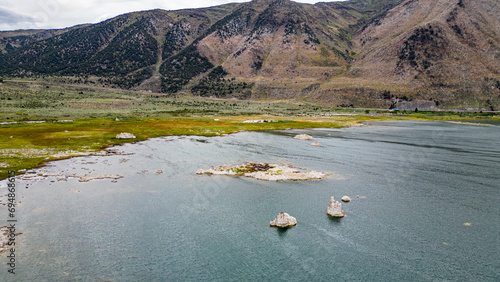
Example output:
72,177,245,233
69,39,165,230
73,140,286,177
0,0,341,31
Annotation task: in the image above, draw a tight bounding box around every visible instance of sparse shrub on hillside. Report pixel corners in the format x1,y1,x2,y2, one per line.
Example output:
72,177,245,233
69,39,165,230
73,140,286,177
486,99,495,111
163,20,190,59
20,101,50,109
191,66,253,99
284,23,297,36
381,90,392,100
160,45,213,93
303,24,320,45
397,25,444,73
113,67,154,89
252,60,263,71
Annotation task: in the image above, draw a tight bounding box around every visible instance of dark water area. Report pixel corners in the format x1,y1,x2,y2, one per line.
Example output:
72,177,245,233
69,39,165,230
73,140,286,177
1,120,499,281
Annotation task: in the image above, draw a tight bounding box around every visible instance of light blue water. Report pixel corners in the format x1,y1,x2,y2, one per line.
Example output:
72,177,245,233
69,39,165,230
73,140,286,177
1,120,499,281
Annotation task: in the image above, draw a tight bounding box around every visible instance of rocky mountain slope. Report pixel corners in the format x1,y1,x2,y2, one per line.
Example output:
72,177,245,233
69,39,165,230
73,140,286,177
352,0,500,109
0,0,498,109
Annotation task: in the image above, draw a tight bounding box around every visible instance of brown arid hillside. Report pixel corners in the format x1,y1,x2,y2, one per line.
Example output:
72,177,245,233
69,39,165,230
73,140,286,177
351,0,500,109
160,0,404,101
195,0,353,99
0,0,499,110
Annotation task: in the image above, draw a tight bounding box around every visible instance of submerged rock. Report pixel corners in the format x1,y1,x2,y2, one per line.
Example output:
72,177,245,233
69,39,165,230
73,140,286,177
78,174,123,182
270,212,297,228
311,141,322,146
116,132,136,139
327,197,345,218
342,196,351,202
293,134,314,140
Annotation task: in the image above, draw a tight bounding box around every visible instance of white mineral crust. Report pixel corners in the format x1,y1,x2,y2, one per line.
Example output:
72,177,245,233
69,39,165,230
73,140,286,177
116,132,136,139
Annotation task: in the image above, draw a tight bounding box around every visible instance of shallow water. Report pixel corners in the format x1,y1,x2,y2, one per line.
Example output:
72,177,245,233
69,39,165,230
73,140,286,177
1,120,499,281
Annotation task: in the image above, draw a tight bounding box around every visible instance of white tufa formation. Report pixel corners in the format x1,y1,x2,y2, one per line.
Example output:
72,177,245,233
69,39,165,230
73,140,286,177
116,132,136,139
342,196,351,202
293,134,314,140
270,212,297,228
196,163,327,181
327,197,345,218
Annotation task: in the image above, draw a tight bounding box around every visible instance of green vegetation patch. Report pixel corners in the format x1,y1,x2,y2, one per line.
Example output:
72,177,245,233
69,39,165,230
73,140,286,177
0,115,370,178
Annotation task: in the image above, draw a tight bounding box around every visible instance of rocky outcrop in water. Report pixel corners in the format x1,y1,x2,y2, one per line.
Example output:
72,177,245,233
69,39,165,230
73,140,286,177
311,141,322,146
270,212,297,228
196,162,327,181
327,197,345,218
293,134,314,140
342,196,351,202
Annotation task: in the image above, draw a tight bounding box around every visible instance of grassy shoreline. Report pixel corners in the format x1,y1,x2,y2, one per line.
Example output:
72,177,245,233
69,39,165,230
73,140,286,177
2,114,499,180
0,115,381,178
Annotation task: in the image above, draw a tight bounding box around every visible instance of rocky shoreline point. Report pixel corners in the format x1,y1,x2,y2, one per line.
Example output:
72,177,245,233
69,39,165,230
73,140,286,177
270,212,297,228
327,197,345,218
196,162,327,181
293,134,314,140
20,172,124,183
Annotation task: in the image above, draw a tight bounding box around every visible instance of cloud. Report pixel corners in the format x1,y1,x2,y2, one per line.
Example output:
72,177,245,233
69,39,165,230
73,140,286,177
0,0,339,31
0,7,36,24
0,6,41,30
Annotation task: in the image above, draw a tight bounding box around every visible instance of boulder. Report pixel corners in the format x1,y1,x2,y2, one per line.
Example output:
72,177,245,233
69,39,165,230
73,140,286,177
342,196,351,202
270,212,297,228
116,132,136,139
311,141,322,146
294,134,314,140
327,197,345,218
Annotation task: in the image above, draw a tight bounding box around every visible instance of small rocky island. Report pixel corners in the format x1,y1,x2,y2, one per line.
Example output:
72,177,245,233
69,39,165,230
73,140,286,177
270,212,297,228
293,134,314,140
327,197,345,218
196,162,327,181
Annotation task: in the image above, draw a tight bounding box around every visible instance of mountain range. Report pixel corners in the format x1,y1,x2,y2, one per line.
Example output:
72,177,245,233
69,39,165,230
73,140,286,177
0,0,499,109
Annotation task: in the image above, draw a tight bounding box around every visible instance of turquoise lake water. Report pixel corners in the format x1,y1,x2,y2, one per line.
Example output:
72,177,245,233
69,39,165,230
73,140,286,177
1,120,499,281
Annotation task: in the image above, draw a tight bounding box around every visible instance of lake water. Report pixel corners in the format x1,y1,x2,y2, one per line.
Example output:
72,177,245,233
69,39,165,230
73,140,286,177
1,120,499,281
